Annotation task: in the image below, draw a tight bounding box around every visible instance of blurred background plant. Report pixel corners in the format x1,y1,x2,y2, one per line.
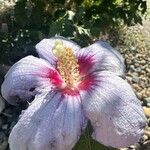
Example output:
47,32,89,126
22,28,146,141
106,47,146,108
0,0,147,64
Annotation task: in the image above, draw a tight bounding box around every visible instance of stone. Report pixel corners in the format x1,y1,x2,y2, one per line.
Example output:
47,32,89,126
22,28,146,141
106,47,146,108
146,103,150,107
143,107,150,117
143,97,150,107
135,67,141,73
126,76,132,82
130,65,135,71
143,135,149,141
145,129,150,138
140,70,146,75
132,76,139,83
139,60,146,65
146,68,150,73
133,84,141,91
132,72,139,77
137,92,142,100
134,63,140,67
130,46,136,51
129,145,136,149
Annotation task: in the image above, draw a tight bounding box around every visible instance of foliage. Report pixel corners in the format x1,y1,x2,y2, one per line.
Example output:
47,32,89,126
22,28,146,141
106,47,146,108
0,0,147,64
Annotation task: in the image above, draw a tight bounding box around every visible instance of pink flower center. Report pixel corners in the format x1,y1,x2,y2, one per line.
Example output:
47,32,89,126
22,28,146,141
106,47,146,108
48,40,95,95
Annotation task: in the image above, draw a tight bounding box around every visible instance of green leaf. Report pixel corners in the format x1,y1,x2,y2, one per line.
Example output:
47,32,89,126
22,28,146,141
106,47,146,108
49,21,63,36
73,123,116,150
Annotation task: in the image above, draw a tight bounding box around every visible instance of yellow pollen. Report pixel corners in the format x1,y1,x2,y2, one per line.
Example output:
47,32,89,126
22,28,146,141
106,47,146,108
52,40,80,87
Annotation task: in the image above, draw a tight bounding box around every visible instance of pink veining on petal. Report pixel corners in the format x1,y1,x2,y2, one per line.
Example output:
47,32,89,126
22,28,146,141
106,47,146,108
59,87,79,96
48,69,63,87
40,68,64,87
41,68,80,96
56,74,98,96
78,74,98,91
78,55,95,76
77,54,99,91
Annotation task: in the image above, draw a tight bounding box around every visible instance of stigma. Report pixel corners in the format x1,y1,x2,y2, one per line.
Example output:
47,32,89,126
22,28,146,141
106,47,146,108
52,40,80,88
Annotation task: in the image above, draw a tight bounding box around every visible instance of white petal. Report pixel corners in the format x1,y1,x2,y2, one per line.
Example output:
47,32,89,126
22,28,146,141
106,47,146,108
35,36,80,66
1,56,55,104
80,71,147,148
9,91,86,150
77,41,125,77
9,91,57,150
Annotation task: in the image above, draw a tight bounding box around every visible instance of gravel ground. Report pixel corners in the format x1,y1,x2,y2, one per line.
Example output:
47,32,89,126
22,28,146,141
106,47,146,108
117,8,150,149
118,25,150,150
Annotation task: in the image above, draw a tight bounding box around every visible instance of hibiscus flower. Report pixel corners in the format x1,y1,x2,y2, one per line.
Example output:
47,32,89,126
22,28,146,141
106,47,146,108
1,36,147,150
